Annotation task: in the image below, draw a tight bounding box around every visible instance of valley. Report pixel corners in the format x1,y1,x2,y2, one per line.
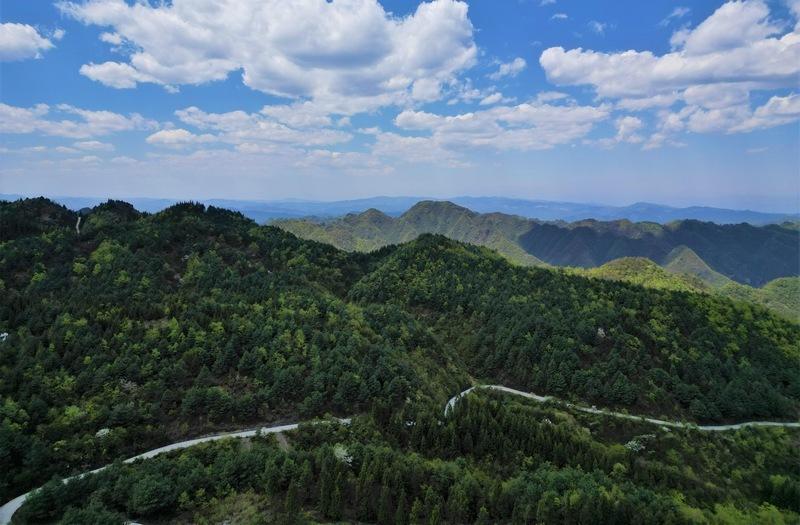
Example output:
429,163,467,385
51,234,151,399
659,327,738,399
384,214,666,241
275,200,800,321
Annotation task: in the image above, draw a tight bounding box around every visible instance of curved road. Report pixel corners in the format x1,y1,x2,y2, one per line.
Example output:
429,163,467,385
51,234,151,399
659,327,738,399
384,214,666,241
4,386,800,524
446,385,800,431
0,418,350,525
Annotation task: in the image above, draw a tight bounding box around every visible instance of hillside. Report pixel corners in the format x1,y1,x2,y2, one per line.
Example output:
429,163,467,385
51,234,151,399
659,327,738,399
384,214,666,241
277,201,799,287
519,219,798,286
2,198,800,523
582,255,800,322
276,201,545,266
582,257,708,293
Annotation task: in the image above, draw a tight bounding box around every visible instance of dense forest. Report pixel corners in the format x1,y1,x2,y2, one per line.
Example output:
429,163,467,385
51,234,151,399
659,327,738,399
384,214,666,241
11,393,800,524
274,201,800,318
1,198,799,523
274,200,800,287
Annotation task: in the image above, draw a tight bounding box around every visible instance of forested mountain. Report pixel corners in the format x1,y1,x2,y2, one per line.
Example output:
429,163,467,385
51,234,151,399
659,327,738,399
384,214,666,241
2,198,799,524
518,219,798,286
276,201,542,266
582,258,800,322
276,201,799,287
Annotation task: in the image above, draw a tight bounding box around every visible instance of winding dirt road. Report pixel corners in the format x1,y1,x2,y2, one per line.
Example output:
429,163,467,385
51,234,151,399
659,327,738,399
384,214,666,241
4,386,800,524
0,419,350,525
446,385,800,431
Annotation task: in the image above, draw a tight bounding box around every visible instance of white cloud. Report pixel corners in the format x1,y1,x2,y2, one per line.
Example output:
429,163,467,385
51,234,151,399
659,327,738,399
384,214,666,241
146,129,216,148
478,92,514,106
99,32,122,45
642,90,799,146
680,1,782,55
616,93,680,111
0,103,157,138
535,91,569,103
55,146,79,154
595,116,644,147
111,156,138,164
488,57,527,80
74,140,115,151
551,13,568,20
0,23,55,61
295,149,389,175
658,7,691,27
540,1,799,98
372,132,467,167
79,61,159,89
539,0,556,5
392,100,609,154
59,0,477,113
729,93,800,132
588,21,607,35
539,0,800,146
174,106,351,147
259,102,333,129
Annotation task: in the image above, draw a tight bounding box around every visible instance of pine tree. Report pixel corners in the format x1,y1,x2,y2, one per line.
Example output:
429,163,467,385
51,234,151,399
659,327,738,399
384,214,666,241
395,489,408,525
283,481,300,523
378,480,393,524
409,498,424,524
329,472,344,520
476,506,490,525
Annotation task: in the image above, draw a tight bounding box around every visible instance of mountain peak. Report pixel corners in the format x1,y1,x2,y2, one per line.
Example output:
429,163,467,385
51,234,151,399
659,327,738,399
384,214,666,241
401,200,476,219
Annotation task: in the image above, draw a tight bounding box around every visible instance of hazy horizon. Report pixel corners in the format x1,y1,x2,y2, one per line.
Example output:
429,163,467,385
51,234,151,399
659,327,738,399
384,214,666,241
4,191,799,216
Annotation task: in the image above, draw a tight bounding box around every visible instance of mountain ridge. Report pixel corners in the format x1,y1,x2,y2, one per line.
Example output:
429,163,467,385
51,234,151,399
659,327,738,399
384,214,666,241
3,193,797,225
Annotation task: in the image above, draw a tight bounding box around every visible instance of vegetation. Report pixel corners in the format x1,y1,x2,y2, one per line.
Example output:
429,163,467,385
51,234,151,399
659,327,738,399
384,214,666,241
519,218,798,286
277,201,800,318
13,393,800,524
275,201,544,266
2,198,799,522
580,257,800,322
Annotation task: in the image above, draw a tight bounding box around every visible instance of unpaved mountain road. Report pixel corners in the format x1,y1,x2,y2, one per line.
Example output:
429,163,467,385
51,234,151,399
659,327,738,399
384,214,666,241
0,419,350,524
4,385,800,524
446,384,800,431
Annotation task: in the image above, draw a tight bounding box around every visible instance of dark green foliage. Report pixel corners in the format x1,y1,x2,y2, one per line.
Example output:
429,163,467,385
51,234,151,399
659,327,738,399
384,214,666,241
13,397,799,524
275,200,800,287
2,198,799,521
350,235,800,421
520,219,799,286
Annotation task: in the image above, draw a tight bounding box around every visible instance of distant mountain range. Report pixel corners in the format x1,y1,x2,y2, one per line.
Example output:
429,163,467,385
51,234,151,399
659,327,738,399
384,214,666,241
2,194,797,225
274,201,800,320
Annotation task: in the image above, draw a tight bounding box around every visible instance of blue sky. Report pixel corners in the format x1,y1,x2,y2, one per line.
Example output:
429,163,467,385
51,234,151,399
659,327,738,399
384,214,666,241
1,0,798,212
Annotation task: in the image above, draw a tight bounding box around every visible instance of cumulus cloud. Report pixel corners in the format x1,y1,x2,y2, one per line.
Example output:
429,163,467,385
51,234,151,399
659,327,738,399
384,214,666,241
392,100,609,155
0,103,157,138
594,116,644,147
540,0,800,145
0,23,56,61
478,92,514,106
551,13,568,20
616,93,680,111
488,57,527,80
145,129,216,148
173,106,352,147
74,140,115,151
58,0,477,113
541,1,799,98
